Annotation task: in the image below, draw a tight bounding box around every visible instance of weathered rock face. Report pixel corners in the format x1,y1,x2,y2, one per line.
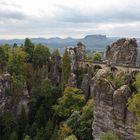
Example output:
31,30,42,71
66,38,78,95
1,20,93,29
81,74,91,102
67,48,77,72
0,73,30,115
91,69,137,140
49,56,61,86
67,73,77,88
105,38,138,66
0,96,30,115
76,42,86,60
67,42,86,72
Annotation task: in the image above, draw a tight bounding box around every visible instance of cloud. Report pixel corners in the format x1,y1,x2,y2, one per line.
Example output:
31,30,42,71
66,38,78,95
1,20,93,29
0,0,140,38
0,10,27,20
53,4,140,23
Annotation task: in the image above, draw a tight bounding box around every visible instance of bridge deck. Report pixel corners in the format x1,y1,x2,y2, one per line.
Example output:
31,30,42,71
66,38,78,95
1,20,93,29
77,60,140,72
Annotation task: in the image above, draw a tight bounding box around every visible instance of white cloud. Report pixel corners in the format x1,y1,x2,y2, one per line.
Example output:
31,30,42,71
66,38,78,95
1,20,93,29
0,0,140,38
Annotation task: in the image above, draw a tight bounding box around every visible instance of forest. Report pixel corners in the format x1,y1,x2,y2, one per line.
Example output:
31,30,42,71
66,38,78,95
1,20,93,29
0,38,140,140
0,38,94,140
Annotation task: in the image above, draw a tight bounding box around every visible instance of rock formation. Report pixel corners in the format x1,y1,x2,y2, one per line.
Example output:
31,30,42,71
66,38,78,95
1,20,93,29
67,42,86,72
0,73,30,115
0,96,29,115
81,74,91,102
67,73,77,88
49,55,61,86
105,38,138,66
90,68,137,140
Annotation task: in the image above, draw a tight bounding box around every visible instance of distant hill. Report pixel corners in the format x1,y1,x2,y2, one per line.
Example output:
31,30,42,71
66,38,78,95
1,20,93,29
0,35,139,53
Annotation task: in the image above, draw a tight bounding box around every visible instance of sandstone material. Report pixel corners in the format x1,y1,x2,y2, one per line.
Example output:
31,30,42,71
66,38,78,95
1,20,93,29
67,42,86,72
91,69,137,140
67,73,77,88
105,38,138,66
49,56,61,86
81,74,91,101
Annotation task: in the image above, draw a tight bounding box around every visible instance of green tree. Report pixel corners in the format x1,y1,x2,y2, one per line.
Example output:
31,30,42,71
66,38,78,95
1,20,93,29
84,52,90,60
0,113,17,140
1,44,10,61
58,123,72,140
50,126,59,140
106,71,125,89
74,67,88,88
64,135,77,140
32,44,50,69
33,127,45,140
128,94,140,139
43,120,54,140
18,106,28,139
92,51,101,62
67,99,94,140
53,87,84,118
9,131,18,140
12,73,23,96
135,74,140,92
13,43,18,48
24,38,34,62
61,50,71,87
24,135,32,140
0,46,7,72
100,132,118,140
52,49,60,58
8,48,27,81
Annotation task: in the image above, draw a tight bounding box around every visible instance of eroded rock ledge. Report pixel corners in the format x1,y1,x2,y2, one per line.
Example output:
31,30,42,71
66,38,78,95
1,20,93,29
91,68,137,140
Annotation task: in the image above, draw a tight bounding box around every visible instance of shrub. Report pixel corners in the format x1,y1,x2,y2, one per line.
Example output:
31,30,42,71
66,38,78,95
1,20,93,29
64,135,77,140
100,132,118,140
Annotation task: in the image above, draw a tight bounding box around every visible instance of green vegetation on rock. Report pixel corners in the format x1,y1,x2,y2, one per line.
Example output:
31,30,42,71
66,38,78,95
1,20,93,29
100,132,118,140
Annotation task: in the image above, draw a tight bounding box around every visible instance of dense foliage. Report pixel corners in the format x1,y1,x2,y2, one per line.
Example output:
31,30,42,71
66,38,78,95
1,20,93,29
0,39,94,140
128,74,140,140
92,51,101,62
100,132,118,140
61,49,71,87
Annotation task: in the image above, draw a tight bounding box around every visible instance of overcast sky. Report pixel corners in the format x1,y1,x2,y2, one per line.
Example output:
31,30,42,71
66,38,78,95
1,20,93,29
0,0,140,39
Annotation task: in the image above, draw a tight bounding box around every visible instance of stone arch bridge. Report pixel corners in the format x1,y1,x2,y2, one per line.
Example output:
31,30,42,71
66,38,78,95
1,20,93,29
77,60,140,72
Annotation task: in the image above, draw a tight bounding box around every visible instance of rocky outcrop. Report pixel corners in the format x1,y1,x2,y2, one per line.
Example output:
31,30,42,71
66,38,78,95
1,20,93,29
76,42,86,60
105,38,138,66
67,73,77,88
81,74,91,102
0,73,13,97
67,42,86,72
91,69,137,140
0,96,30,115
0,73,30,115
49,56,61,86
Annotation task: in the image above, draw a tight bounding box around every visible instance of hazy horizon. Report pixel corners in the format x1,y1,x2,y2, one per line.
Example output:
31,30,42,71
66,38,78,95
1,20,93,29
0,0,140,39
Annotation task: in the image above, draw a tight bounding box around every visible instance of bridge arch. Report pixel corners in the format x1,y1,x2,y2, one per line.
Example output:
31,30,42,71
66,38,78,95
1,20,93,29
110,66,118,72
93,65,102,70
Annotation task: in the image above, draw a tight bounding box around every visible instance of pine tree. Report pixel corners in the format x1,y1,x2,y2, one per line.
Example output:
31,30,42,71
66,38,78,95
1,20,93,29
18,106,28,139
61,50,71,88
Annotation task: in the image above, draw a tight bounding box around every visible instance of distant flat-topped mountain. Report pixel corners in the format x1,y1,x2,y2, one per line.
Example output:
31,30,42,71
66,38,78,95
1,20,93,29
0,35,139,52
